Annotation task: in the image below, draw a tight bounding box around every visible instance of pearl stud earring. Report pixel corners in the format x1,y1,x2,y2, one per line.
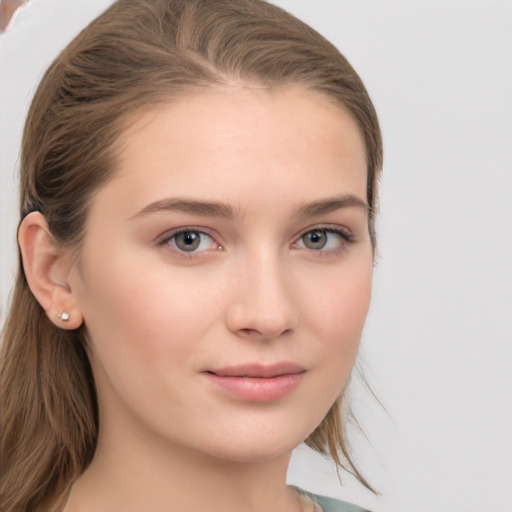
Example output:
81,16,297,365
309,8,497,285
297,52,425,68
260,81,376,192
60,312,70,321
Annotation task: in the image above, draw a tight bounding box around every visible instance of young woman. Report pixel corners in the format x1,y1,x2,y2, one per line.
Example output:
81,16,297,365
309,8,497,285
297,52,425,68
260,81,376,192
0,1,382,510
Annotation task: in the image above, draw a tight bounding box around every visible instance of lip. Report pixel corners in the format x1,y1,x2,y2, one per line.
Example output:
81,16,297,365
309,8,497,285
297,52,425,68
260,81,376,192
202,362,306,401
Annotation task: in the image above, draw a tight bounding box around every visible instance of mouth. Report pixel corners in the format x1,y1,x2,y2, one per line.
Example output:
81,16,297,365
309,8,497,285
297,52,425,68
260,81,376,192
202,363,306,401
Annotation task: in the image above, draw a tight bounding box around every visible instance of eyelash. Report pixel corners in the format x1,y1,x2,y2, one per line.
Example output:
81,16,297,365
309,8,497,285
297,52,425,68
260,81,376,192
156,227,219,255
156,225,355,255
293,226,355,254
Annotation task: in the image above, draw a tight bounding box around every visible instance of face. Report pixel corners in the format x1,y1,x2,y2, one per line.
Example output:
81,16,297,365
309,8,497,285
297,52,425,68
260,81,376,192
70,87,373,464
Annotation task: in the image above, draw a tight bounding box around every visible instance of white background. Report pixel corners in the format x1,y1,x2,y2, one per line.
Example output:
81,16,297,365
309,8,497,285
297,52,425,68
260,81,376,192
1,1,511,511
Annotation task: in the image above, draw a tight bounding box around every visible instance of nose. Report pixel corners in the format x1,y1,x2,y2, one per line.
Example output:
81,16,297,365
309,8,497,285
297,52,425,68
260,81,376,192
225,251,299,340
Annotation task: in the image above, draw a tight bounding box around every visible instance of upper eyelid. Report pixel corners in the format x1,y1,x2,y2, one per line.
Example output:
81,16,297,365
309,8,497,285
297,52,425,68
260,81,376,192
155,226,221,248
292,224,354,242
291,226,355,253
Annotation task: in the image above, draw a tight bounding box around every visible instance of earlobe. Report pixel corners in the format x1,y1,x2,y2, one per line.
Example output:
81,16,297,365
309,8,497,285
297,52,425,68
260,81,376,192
18,212,84,330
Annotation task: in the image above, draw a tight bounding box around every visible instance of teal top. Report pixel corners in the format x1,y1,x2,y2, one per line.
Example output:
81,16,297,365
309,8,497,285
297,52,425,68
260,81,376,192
308,492,369,512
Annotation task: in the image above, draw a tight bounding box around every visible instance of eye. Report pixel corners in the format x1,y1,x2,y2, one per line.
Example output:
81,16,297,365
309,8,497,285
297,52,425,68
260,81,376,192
295,228,352,252
159,229,219,253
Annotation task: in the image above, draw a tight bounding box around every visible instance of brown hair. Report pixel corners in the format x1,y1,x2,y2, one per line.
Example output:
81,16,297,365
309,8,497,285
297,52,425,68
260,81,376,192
0,1,383,510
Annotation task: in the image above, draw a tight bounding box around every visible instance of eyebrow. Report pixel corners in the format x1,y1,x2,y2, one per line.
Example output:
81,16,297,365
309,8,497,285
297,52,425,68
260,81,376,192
131,194,368,220
295,194,369,217
131,198,239,219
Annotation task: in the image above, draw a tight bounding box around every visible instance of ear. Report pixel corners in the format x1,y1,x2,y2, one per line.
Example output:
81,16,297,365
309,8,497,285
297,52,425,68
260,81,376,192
18,212,83,330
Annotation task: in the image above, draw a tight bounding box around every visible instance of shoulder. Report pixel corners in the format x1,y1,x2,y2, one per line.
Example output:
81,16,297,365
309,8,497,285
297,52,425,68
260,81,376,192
309,492,370,512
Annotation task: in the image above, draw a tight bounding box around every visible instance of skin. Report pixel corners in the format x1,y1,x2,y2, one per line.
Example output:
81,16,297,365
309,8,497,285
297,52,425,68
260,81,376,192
20,87,373,512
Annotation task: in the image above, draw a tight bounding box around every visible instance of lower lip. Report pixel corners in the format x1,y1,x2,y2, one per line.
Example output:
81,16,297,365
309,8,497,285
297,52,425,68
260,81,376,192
202,372,305,401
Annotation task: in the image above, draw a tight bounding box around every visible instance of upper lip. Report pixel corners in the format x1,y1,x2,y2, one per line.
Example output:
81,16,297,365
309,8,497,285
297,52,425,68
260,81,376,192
206,362,306,378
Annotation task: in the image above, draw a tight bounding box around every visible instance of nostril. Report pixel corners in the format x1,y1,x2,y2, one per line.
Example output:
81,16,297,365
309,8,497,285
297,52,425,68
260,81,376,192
225,285,299,339
238,328,261,337
236,325,294,340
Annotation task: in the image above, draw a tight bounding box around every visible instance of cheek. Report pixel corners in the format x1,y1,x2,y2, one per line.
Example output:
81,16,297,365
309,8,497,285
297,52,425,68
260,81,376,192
74,255,226,431
75,250,218,374
303,258,373,361
291,258,372,428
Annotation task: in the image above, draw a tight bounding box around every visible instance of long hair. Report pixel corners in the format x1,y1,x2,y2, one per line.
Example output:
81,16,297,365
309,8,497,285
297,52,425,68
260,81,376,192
0,1,383,510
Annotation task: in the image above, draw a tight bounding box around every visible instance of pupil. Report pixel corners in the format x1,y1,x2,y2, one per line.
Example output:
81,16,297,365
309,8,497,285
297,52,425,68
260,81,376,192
176,232,200,251
304,230,327,250
183,233,196,245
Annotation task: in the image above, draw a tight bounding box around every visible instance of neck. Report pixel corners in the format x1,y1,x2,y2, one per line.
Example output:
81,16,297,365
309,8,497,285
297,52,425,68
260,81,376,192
63,413,303,512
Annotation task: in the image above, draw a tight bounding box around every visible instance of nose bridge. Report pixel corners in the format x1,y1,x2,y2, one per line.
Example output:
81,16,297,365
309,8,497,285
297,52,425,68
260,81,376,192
226,244,298,339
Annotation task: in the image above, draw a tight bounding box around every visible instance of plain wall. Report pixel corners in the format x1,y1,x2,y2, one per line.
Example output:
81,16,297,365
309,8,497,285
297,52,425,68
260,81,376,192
1,1,511,511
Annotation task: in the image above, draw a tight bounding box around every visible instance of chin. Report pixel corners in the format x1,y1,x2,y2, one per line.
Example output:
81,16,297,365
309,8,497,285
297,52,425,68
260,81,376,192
205,443,296,465
194,420,316,465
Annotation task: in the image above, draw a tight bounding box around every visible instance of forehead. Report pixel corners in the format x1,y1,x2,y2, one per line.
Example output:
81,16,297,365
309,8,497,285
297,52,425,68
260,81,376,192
95,86,367,218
